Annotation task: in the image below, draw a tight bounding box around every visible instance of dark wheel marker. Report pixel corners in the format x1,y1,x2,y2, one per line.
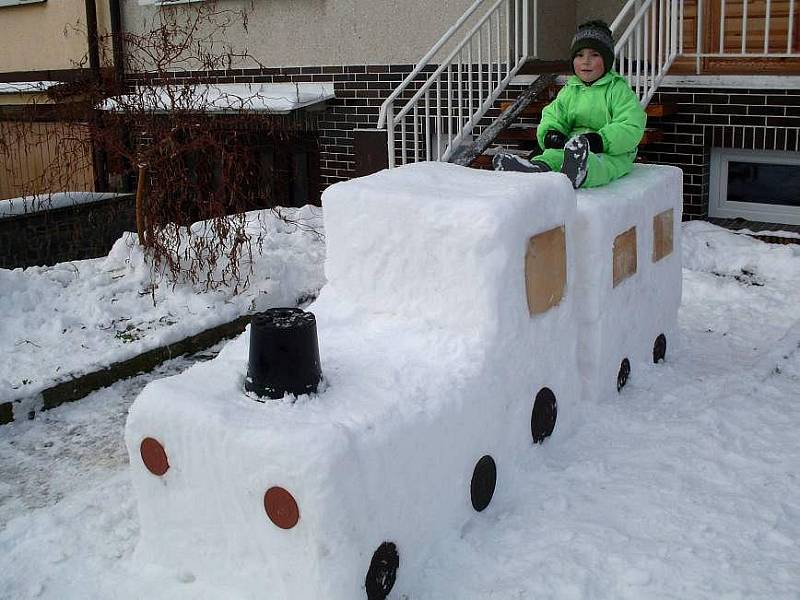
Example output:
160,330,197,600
653,333,667,363
531,387,557,444
365,542,399,600
617,358,631,392
470,455,497,512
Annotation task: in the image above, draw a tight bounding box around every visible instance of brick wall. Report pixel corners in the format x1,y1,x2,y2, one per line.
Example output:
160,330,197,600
640,86,800,219
129,64,523,192
128,69,800,223
0,194,136,269
131,65,430,191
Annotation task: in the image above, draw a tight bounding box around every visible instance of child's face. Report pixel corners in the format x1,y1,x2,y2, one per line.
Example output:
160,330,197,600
573,48,605,83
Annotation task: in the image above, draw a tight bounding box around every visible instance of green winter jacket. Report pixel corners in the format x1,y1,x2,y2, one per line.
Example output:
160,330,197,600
537,70,646,158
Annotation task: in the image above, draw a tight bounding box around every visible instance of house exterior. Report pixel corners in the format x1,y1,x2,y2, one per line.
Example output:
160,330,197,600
5,0,798,227
0,0,121,200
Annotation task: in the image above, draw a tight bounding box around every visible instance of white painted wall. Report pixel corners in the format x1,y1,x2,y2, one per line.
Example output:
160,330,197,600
122,0,582,68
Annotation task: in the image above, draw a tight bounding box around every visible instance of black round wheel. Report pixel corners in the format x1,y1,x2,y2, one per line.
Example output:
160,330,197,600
365,542,399,600
653,333,667,364
617,358,631,392
531,387,557,444
470,455,497,512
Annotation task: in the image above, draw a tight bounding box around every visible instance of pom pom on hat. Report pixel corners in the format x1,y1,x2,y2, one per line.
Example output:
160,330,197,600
570,20,615,74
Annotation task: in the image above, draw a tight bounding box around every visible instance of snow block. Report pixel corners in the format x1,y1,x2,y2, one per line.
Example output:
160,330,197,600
125,163,582,599
572,164,683,398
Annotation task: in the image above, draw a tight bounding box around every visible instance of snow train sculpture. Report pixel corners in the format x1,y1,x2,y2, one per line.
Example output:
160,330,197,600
125,162,682,600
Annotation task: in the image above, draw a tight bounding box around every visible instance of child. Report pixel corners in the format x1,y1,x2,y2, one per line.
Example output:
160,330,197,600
493,20,646,189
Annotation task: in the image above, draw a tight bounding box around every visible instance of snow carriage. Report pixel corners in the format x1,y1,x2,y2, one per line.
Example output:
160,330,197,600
572,164,683,398
125,161,682,599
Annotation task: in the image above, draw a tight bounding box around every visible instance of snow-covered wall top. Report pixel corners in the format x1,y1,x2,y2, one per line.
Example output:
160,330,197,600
0,192,124,218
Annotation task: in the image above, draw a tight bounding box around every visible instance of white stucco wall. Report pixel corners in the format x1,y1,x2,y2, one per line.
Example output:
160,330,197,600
124,0,474,67
122,0,581,68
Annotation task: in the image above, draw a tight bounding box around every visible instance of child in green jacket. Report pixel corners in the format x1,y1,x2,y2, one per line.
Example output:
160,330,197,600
493,20,646,189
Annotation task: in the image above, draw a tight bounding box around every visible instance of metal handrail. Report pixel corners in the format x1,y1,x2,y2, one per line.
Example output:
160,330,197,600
378,0,537,167
612,0,681,106
377,0,492,129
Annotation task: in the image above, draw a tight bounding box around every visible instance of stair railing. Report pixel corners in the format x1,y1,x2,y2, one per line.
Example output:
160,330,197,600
611,0,681,106
377,0,537,167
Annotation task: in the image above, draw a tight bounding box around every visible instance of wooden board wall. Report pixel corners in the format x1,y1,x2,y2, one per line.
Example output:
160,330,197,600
0,121,95,200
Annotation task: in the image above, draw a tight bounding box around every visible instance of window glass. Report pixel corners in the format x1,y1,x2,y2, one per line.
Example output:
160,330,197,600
728,161,800,207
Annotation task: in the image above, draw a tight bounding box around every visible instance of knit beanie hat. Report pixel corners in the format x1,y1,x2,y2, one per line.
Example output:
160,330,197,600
570,20,615,75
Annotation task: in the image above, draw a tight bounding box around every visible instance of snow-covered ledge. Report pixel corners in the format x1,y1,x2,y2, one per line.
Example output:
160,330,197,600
659,75,800,89
0,192,125,219
100,83,335,114
0,81,60,95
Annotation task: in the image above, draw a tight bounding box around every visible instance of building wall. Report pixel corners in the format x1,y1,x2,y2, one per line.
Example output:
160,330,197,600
576,0,625,27
123,0,576,68
0,2,92,73
537,0,577,59
640,85,800,218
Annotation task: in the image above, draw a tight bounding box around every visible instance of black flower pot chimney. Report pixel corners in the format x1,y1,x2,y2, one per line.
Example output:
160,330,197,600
245,308,322,399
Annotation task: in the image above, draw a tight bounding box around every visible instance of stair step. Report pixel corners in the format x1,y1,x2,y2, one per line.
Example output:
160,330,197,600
500,101,679,119
493,127,665,146
471,127,665,169
470,154,495,169
499,100,548,116
494,126,538,142
645,102,678,118
517,59,572,75
640,127,665,145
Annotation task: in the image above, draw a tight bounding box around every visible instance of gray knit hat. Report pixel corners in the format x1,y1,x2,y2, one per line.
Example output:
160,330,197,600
570,20,615,75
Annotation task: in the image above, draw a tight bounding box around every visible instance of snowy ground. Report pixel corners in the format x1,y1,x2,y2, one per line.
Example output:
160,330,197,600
1,221,799,599
0,206,324,404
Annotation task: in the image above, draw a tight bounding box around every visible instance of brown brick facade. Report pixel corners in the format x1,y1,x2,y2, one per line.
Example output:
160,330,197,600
641,86,800,219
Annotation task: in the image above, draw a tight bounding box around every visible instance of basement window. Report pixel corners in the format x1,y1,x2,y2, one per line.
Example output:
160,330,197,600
709,148,800,226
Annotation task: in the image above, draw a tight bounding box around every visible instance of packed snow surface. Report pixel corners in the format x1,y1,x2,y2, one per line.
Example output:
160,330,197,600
0,206,325,404
1,218,799,599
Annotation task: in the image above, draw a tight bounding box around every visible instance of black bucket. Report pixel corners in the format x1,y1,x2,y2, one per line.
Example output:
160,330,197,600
245,308,322,399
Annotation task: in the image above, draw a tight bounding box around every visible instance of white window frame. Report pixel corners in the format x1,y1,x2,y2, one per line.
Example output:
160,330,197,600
709,147,800,226
0,0,46,8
